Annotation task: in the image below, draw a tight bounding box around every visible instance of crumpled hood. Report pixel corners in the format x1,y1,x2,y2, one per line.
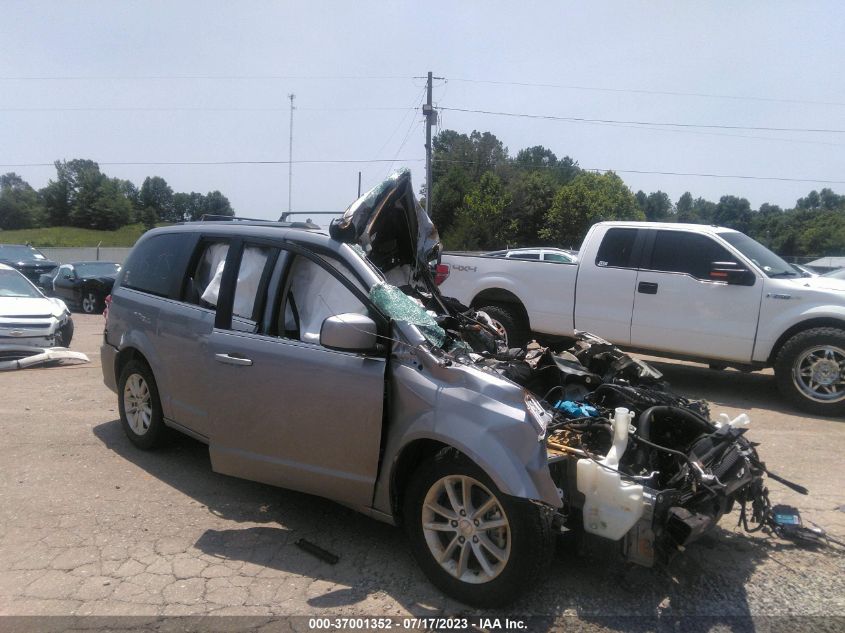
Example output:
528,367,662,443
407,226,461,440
329,169,440,277
787,275,845,293
0,296,67,318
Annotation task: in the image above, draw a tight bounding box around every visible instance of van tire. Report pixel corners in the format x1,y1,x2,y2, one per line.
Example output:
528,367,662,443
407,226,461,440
476,303,529,348
774,327,845,416
403,450,554,608
118,359,167,449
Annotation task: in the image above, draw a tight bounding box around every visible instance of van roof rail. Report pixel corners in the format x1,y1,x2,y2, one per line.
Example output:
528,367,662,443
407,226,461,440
192,214,320,229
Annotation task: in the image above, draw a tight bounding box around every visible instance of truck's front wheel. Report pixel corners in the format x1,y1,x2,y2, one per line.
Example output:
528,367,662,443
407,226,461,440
476,303,529,348
775,327,845,416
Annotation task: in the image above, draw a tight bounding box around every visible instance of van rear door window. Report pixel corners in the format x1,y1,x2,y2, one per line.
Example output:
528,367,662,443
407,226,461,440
122,233,195,298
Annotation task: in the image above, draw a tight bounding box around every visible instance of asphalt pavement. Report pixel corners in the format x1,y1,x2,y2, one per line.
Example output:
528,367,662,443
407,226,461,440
1,315,843,630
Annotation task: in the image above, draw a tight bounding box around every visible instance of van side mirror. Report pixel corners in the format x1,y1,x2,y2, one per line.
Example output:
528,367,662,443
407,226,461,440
320,313,378,353
710,261,755,286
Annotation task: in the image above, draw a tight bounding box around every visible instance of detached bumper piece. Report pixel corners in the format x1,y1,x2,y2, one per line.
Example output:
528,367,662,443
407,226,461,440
0,345,89,371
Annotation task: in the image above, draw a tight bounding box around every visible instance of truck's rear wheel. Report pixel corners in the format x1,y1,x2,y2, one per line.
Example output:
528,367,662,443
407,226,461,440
476,303,529,348
403,450,553,607
774,327,845,416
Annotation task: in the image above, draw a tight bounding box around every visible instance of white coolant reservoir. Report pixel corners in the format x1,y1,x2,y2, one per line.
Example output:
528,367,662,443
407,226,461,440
716,412,751,429
576,407,645,541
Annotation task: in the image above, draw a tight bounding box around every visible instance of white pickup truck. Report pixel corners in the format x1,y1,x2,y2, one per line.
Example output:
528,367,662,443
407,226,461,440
439,221,845,415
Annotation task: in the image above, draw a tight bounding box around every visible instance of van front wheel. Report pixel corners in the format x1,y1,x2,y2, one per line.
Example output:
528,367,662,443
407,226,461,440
403,451,553,607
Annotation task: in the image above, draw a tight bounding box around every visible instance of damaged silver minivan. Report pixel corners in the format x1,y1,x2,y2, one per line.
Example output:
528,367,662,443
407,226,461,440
101,171,808,606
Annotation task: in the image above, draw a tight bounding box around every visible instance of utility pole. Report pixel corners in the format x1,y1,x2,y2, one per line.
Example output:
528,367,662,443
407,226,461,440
422,71,436,219
357,171,362,197
421,72,445,217
288,93,295,215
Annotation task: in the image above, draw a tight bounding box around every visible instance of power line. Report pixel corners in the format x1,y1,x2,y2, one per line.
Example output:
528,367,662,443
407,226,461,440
0,158,427,168
5,156,839,186
446,77,845,108
432,158,845,185
588,168,845,186
0,74,412,81
440,106,845,134
0,106,417,112
6,72,838,109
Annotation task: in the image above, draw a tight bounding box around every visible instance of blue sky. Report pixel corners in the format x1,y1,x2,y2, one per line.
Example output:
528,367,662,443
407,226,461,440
1,1,843,224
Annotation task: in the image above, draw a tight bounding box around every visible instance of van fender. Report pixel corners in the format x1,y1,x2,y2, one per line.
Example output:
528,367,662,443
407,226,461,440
373,363,561,517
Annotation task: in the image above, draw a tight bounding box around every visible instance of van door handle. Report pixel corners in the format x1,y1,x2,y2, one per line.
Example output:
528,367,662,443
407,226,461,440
638,281,658,295
214,353,253,367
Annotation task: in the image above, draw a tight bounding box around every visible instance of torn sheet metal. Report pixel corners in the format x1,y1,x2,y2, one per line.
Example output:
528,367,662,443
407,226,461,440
0,346,89,371
329,169,440,281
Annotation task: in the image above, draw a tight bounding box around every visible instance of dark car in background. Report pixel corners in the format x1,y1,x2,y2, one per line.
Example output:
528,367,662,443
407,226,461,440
39,261,120,314
0,244,59,285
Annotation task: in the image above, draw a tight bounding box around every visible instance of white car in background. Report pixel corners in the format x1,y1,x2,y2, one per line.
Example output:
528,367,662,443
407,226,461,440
485,247,577,263
0,263,74,347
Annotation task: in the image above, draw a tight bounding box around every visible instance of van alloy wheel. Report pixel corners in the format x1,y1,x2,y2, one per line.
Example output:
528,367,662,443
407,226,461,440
421,474,511,584
123,374,153,435
792,345,845,403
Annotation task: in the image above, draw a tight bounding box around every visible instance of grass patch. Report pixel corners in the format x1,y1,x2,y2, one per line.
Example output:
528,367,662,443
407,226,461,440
0,224,168,247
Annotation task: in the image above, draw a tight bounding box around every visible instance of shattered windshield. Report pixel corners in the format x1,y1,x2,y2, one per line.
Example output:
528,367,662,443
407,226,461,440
369,281,446,347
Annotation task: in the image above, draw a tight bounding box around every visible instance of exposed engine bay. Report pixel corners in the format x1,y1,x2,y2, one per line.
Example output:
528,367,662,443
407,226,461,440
329,169,828,565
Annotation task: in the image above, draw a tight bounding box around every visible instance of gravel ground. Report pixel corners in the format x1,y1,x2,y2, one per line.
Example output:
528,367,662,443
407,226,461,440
0,314,843,629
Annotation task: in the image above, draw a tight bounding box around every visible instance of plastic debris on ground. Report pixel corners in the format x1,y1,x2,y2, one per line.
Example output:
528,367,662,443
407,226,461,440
0,346,90,371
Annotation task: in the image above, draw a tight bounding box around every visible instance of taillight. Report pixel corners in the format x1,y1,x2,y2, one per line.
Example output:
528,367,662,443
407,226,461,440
434,263,450,286
103,294,112,321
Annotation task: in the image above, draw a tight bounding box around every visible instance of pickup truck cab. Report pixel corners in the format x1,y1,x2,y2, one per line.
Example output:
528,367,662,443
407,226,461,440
439,221,845,415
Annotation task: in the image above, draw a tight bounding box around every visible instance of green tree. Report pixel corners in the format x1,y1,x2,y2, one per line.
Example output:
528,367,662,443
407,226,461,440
431,130,508,235
445,172,512,250
514,146,580,185
713,195,752,233
645,191,673,221
201,190,234,219
69,173,132,230
505,171,557,246
541,171,643,244
0,173,44,229
636,190,672,221
430,166,472,235
41,159,101,226
140,176,175,223
676,192,694,222
173,192,202,222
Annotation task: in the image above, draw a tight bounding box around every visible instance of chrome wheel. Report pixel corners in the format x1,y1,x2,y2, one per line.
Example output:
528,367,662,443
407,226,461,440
82,292,97,314
123,373,152,435
421,475,511,584
487,318,508,346
792,345,845,403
